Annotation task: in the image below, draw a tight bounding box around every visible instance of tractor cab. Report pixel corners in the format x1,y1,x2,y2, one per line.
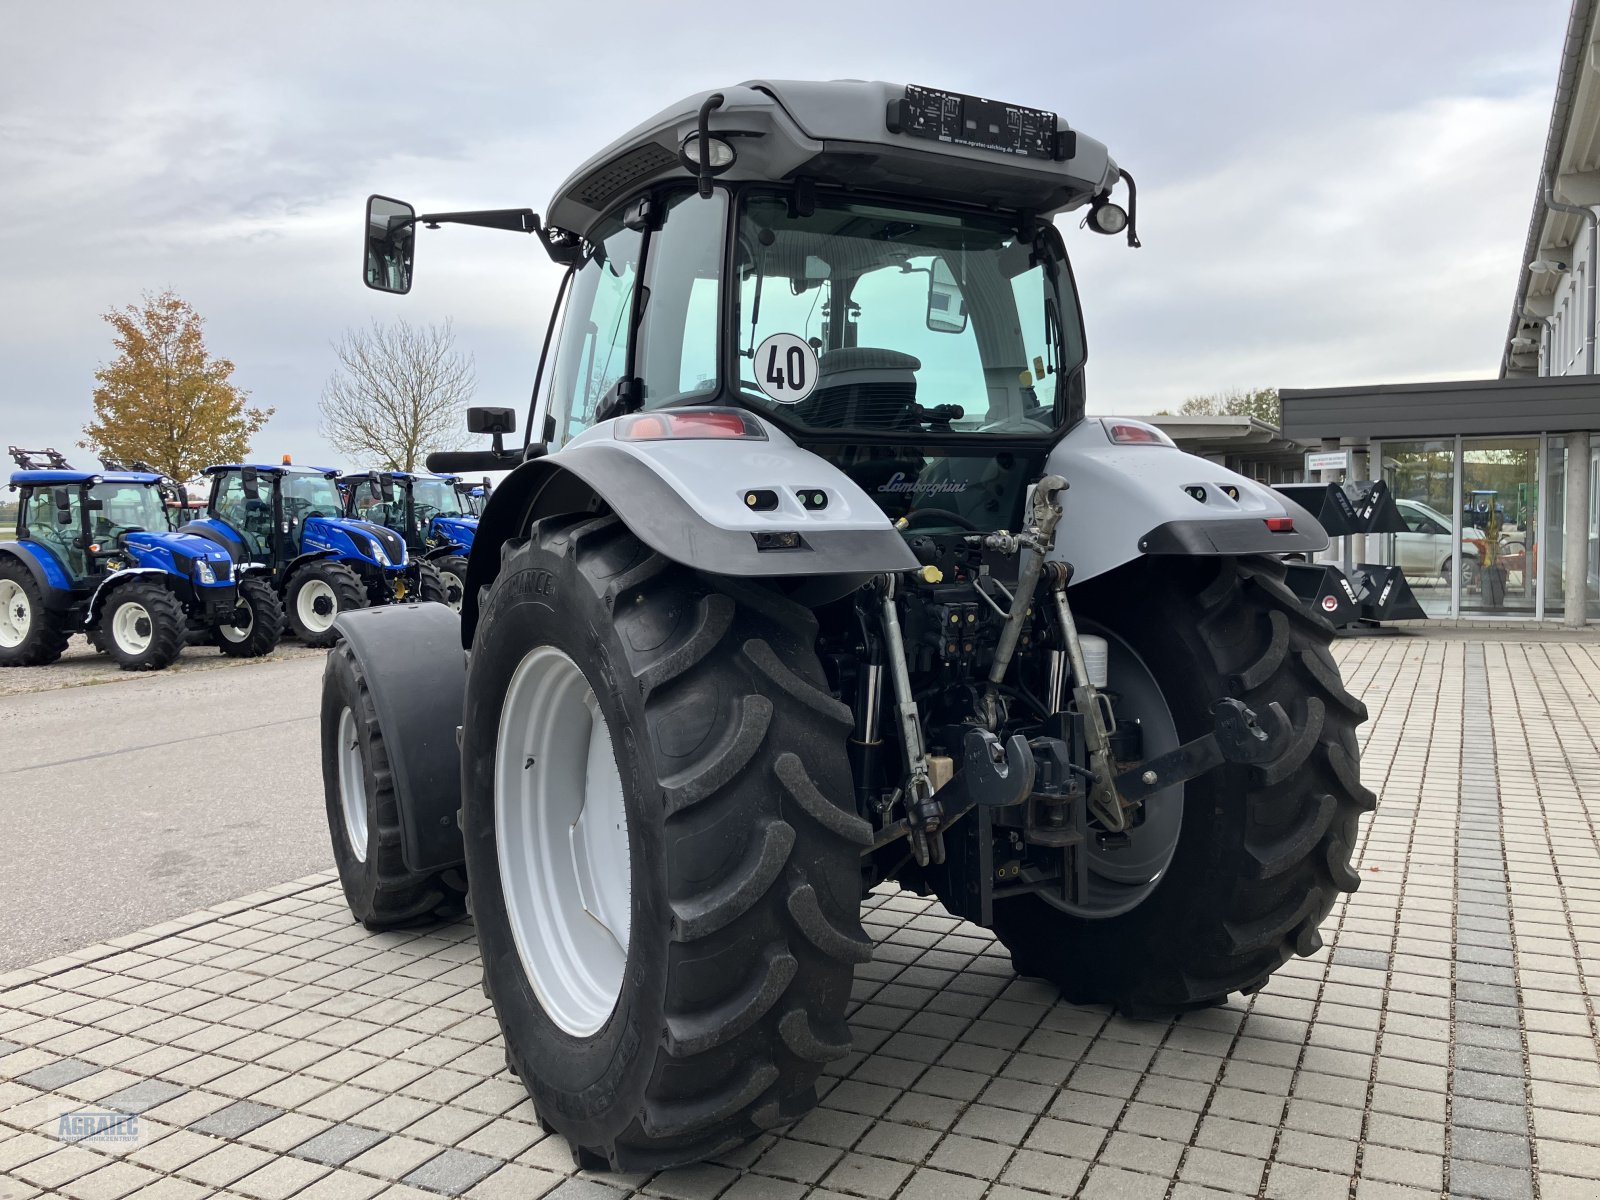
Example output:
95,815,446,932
366,81,1142,538
0,447,246,669
185,463,444,644
457,479,490,516
192,463,402,570
345,470,477,556
345,471,477,612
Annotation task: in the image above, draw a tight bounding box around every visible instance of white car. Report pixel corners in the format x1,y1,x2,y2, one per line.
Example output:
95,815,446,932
1392,499,1480,585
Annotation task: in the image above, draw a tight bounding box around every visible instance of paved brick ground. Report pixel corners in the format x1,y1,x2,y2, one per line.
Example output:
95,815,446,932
2,636,1597,1200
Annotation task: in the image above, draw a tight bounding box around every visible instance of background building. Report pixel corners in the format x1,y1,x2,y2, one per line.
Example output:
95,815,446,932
1279,0,1599,625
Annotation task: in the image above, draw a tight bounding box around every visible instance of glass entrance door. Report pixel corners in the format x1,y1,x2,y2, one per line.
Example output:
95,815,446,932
1374,438,1457,618
1460,437,1539,616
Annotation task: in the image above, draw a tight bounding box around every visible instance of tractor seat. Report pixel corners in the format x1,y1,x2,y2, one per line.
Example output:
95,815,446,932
800,348,921,430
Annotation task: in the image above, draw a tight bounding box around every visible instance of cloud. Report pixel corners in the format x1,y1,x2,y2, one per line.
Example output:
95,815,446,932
1080,86,1553,410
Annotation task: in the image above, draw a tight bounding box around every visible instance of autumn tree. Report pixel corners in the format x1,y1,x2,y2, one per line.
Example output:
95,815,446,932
318,319,474,471
1179,386,1282,427
82,291,273,482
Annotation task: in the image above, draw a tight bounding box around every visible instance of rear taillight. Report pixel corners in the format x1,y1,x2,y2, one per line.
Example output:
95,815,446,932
617,409,766,441
1106,421,1174,447
1265,517,1294,532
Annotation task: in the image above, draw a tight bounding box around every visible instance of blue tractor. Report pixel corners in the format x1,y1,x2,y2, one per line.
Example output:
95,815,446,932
183,461,447,647
345,470,477,610
1,447,281,669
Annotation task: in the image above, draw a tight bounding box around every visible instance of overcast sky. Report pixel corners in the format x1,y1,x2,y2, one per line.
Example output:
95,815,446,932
0,1,1571,470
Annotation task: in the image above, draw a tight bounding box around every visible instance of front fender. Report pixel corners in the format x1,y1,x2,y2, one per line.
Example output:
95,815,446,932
1045,418,1327,584
87,568,171,624
463,412,917,645
284,548,338,583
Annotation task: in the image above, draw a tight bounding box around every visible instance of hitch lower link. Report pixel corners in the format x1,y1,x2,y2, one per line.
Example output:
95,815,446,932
885,694,1293,858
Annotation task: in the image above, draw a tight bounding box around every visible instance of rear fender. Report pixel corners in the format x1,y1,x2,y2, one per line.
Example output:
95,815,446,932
87,568,171,624
1045,418,1328,583
0,543,75,610
462,412,918,645
332,604,466,872
423,542,466,560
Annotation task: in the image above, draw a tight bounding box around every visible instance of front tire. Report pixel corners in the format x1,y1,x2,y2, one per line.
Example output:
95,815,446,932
288,561,366,647
462,515,869,1171
321,642,460,928
101,581,185,671
0,561,70,667
435,554,469,612
990,555,1372,1013
415,561,449,605
214,577,284,657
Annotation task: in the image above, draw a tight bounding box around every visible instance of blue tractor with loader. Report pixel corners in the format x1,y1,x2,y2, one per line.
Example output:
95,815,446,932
345,470,478,610
183,460,447,647
1,447,281,669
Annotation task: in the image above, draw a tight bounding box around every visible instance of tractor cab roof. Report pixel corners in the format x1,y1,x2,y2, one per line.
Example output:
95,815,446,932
203,463,338,477
546,79,1121,241
376,470,460,483
9,469,164,487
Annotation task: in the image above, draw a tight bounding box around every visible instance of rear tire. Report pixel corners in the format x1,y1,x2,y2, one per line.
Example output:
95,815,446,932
436,555,469,612
101,581,185,671
990,555,1372,1013
0,560,70,667
288,560,366,647
321,641,462,928
462,514,868,1170
214,577,284,657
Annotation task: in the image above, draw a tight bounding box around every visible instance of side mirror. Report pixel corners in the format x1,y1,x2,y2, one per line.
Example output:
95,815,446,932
365,195,416,294
467,406,517,455
927,258,968,334
379,476,396,504
52,487,73,523
241,468,260,500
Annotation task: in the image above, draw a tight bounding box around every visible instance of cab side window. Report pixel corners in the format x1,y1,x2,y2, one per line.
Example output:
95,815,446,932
547,218,643,448
637,189,725,406
24,489,83,574
214,473,271,556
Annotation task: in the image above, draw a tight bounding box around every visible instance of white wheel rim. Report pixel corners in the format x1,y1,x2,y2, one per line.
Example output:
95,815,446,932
112,602,154,655
220,594,254,642
337,707,369,862
1038,627,1184,921
297,580,339,633
442,569,466,613
0,580,29,649
496,645,631,1037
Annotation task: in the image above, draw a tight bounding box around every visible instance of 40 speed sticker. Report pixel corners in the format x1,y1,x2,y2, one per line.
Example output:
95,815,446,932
753,333,818,404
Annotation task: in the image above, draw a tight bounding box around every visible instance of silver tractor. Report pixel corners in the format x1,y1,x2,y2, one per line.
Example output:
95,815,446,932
321,80,1372,1171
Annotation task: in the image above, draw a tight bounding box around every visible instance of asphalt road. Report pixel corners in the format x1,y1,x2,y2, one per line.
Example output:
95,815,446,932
0,647,333,969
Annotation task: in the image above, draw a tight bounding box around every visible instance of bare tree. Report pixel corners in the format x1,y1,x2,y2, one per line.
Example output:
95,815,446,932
319,318,474,470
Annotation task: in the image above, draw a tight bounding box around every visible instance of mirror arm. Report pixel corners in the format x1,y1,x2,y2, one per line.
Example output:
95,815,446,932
697,93,725,199
411,209,541,235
